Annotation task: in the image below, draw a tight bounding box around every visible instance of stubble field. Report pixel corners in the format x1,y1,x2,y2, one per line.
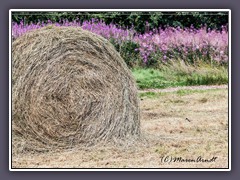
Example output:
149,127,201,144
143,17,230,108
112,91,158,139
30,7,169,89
12,87,228,169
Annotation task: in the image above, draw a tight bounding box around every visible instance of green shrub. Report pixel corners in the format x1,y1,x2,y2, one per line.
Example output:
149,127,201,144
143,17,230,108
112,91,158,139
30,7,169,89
110,39,142,67
12,11,228,33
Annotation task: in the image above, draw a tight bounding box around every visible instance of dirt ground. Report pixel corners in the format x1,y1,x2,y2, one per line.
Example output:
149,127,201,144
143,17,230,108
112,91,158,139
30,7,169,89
12,87,229,169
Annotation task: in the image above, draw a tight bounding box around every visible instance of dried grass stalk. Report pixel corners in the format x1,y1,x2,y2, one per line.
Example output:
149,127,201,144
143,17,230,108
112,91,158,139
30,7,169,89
12,26,140,152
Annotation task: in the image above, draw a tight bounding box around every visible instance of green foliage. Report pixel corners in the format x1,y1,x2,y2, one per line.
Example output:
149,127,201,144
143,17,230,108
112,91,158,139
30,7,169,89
132,61,228,89
12,11,228,33
185,72,228,85
12,12,93,24
110,39,142,67
132,68,185,89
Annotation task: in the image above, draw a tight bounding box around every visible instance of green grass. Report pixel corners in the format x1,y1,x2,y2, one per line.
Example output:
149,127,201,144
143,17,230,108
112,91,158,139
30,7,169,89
139,88,226,99
139,91,166,99
132,60,228,89
132,68,183,89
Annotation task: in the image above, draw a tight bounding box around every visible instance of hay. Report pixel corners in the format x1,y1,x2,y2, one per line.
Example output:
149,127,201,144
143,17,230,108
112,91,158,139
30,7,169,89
12,26,140,152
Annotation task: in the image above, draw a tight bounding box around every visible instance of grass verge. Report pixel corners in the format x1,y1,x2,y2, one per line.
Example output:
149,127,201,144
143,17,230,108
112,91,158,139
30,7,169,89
132,60,228,89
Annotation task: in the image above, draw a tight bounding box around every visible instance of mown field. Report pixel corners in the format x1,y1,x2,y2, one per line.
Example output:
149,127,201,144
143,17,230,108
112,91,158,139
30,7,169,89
12,87,228,168
11,13,229,169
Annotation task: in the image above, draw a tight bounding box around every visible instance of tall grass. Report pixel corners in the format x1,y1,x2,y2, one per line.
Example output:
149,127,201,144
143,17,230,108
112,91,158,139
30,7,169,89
132,60,228,89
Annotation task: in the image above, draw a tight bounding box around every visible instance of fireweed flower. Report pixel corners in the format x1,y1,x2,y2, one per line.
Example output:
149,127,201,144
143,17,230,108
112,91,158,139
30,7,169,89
12,20,228,63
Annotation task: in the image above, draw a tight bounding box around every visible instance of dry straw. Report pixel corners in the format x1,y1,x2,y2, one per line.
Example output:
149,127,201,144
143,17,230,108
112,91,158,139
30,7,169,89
12,26,140,153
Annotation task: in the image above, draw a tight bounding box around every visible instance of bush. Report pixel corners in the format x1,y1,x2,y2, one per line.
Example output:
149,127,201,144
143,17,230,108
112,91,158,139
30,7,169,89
110,39,142,67
12,11,228,33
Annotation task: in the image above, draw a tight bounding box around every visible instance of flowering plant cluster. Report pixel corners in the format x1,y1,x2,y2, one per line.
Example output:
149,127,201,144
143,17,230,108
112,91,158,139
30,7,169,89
12,19,228,65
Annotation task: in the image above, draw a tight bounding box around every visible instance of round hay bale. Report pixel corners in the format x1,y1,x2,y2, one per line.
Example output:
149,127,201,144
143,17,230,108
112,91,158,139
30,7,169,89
12,26,140,152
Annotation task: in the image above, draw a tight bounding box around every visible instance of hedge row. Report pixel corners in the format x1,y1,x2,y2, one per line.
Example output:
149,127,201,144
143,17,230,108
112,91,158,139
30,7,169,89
12,11,228,33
